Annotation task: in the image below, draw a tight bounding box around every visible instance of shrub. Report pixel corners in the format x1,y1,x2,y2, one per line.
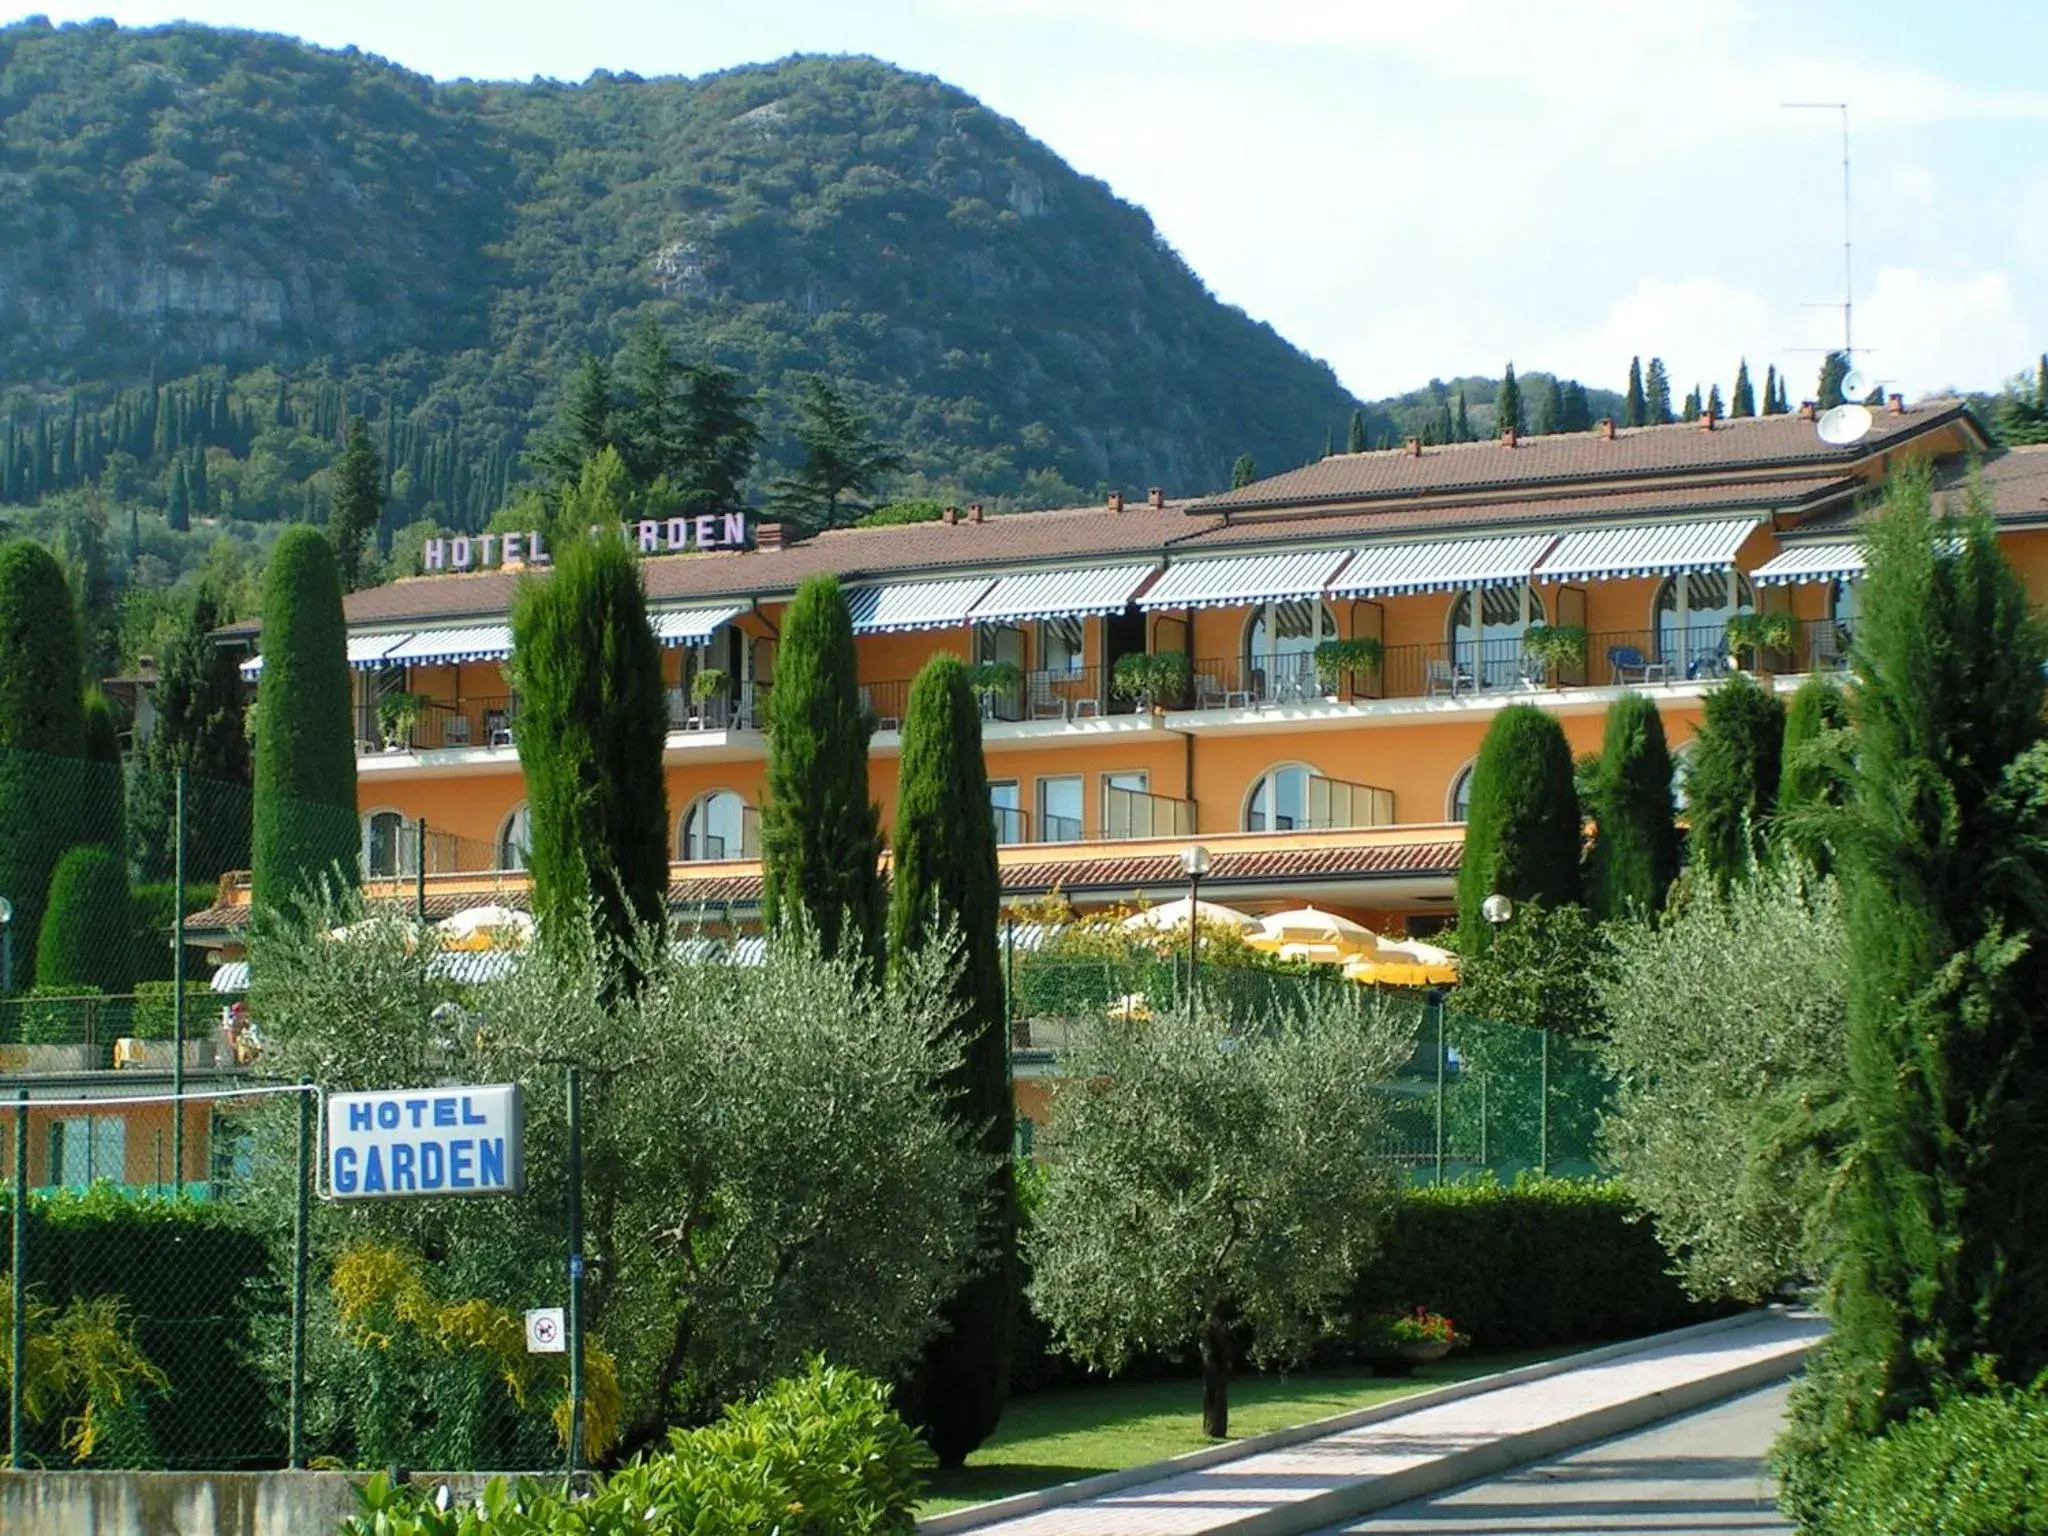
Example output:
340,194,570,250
36,844,134,995
129,881,219,984
8,983,106,1046
127,981,217,1041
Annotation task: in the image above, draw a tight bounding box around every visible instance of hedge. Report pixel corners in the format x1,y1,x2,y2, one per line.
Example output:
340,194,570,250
1816,1376,2048,1535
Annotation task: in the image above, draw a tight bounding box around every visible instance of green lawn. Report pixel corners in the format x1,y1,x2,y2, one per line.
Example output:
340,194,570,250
919,1348,1566,1516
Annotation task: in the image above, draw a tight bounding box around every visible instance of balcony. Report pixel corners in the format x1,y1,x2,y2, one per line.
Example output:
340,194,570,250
668,680,770,733
359,696,517,755
1102,784,1196,839
991,804,1030,846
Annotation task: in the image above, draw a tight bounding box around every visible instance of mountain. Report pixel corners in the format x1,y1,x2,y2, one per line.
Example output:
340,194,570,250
0,18,1371,514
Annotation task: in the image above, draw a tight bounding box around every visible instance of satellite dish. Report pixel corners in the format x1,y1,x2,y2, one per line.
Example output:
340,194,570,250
1841,365,1876,400
1816,403,1874,447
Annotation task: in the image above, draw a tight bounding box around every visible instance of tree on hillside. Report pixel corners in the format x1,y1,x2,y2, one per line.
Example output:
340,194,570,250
1645,358,1674,424
770,378,904,534
80,684,124,859
166,459,191,531
1761,364,1782,416
328,415,384,590
34,844,131,996
1683,671,1784,892
1230,454,1255,489
1816,351,1850,410
251,527,359,914
1731,360,1756,418
1538,378,1567,435
131,586,252,882
1776,466,2048,1519
1345,409,1367,454
888,654,1015,1467
1773,675,1851,872
1586,692,1680,921
1028,994,1410,1440
1453,389,1473,442
1625,357,1647,427
530,355,619,493
677,364,761,515
1455,704,1582,948
617,319,686,490
1495,363,1524,436
511,451,670,966
761,573,885,968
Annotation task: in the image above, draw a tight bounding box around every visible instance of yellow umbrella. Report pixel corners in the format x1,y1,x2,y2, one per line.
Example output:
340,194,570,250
1342,937,1459,988
438,904,536,952
1121,897,1257,934
1106,992,1152,1021
1247,906,1378,956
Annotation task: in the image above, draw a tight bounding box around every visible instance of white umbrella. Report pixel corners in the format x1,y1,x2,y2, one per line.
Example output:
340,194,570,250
1120,897,1257,934
438,905,536,951
1246,906,1377,955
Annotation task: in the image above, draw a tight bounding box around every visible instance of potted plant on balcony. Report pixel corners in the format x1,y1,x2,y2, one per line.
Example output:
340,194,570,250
1112,651,1189,712
1312,637,1384,697
376,691,429,751
1519,624,1588,687
1725,611,1795,672
968,659,1022,715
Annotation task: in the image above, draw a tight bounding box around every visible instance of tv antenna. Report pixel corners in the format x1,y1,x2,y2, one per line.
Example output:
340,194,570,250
1784,101,1854,361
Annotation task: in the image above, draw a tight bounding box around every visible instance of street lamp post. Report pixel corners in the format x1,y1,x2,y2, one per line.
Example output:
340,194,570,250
1180,845,1211,1022
0,896,12,998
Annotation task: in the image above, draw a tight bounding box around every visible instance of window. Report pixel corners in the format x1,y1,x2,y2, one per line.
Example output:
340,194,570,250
497,804,531,872
976,623,1025,668
1447,585,1544,689
48,1116,123,1189
990,780,1024,845
1041,616,1085,674
1246,764,1314,832
1654,571,1754,674
1245,600,1335,698
1037,776,1084,843
362,810,407,878
1829,577,1860,628
1448,762,1476,823
679,791,751,861
1102,771,1151,838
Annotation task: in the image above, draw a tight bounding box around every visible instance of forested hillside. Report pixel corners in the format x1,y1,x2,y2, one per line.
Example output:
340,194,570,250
0,17,1373,524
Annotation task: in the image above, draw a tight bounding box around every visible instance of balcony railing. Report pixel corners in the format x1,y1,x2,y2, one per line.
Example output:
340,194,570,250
358,696,518,754
991,804,1029,846
362,819,508,878
1289,773,1396,831
667,680,771,732
1102,784,1196,839
1038,811,1084,844
679,805,762,862
975,664,1119,723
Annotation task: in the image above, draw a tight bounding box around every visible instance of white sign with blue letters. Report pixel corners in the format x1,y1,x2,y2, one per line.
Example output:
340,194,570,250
326,1084,524,1200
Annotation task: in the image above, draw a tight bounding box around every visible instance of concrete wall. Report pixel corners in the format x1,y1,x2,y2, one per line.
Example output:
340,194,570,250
0,1471,490,1536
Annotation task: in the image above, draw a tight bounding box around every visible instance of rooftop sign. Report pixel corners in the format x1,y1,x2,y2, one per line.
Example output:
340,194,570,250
327,1083,525,1199
422,514,752,574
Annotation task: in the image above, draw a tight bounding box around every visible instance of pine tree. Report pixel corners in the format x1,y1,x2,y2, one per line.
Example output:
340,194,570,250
889,654,1016,1466
1344,409,1367,455
677,364,760,515
768,378,905,534
510,451,670,964
1779,466,2048,1515
328,416,384,592
1731,360,1756,418
1455,704,1582,948
530,355,618,493
131,587,252,883
1538,378,1566,435
1230,454,1255,489
1817,351,1850,410
1625,357,1647,428
760,574,885,968
34,845,131,996
0,540,86,989
1681,386,1702,423
1495,363,1524,437
617,318,686,489
251,527,360,914
1683,671,1784,891
1586,693,1680,920
1645,358,1674,424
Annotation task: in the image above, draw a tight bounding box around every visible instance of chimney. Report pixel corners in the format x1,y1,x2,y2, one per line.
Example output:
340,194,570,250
1699,409,1717,431
1501,427,1519,449
942,505,958,526
1404,436,1421,457
1597,417,1616,440
756,520,785,551
1889,392,1906,415
1798,400,1817,421
1148,487,1165,510
1107,491,1124,513
969,502,985,523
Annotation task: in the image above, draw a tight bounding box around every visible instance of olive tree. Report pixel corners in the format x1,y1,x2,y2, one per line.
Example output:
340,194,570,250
1596,866,1848,1302
1027,996,1414,1439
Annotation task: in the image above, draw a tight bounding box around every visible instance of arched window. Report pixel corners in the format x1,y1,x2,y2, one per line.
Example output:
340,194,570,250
1245,763,1315,832
362,810,407,878
1654,572,1754,676
1447,585,1543,689
679,791,751,862
497,804,531,872
1245,601,1335,699
1447,762,1476,823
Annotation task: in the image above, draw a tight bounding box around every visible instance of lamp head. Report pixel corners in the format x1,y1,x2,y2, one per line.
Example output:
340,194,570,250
0,896,11,926
1180,845,1212,878
1481,893,1513,927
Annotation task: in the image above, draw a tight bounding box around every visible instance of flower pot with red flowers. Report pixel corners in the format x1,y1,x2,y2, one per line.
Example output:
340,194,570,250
1353,1306,1470,1376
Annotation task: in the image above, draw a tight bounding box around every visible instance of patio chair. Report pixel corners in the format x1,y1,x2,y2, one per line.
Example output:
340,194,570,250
484,710,515,749
1425,657,1472,697
1195,672,1253,710
1811,623,1849,671
1687,640,1730,681
1607,646,1669,686
1028,670,1069,721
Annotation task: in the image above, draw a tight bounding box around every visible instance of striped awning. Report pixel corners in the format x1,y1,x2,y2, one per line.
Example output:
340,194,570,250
1534,519,1762,583
381,625,516,666
845,578,995,634
1331,534,1555,599
1136,549,1353,611
1750,543,1864,587
651,605,746,646
968,564,1159,624
242,632,415,679
213,950,520,992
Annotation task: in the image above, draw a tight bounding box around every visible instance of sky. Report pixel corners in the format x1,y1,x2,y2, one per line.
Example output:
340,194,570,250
12,0,2048,405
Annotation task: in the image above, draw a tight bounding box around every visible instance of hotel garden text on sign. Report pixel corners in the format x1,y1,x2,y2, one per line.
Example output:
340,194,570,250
326,1084,525,1200
422,513,751,573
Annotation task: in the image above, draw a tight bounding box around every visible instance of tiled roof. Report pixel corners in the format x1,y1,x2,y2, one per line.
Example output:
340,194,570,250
1784,444,2048,537
1191,400,1983,513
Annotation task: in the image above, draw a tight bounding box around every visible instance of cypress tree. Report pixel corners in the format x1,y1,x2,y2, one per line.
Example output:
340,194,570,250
1772,675,1850,870
34,845,132,995
251,527,359,914
1681,386,1702,423
1625,357,1646,427
761,573,885,969
0,540,86,989
1495,363,1524,436
1706,383,1724,419
1321,424,1333,460
1731,360,1756,418
1682,670,1784,891
81,685,124,860
510,452,669,962
1817,350,1850,410
1230,454,1255,490
1562,380,1592,432
1344,409,1367,454
1453,389,1473,442
1779,466,2048,1513
132,586,251,883
1761,364,1781,416
1586,693,1680,920
328,416,384,591
1455,704,1582,948
1645,358,1674,424
889,654,1015,1466
1538,378,1566,435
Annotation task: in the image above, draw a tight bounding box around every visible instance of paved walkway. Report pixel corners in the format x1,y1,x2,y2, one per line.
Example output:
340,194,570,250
1325,1381,1793,1533
943,1311,1821,1536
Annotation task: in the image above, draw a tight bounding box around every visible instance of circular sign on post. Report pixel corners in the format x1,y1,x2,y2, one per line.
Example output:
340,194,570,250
524,1307,566,1354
